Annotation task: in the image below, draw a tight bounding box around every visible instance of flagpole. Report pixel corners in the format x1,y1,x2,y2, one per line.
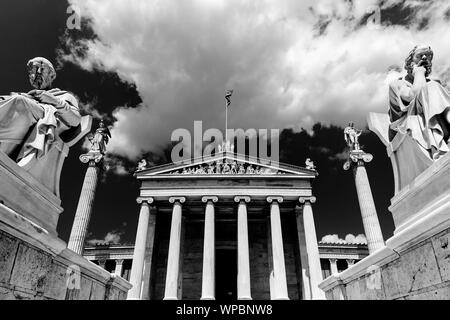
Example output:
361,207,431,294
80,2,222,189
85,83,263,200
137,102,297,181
225,98,228,144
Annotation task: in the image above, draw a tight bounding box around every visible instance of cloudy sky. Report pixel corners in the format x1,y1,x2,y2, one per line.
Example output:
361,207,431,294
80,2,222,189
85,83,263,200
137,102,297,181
62,0,450,158
1,0,449,245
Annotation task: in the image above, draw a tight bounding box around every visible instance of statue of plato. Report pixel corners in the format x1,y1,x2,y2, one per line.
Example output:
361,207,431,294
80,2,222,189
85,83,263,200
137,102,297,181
0,57,81,161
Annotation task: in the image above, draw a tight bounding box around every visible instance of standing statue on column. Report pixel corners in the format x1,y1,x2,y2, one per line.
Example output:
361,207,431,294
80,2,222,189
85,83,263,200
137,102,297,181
344,122,362,151
388,45,450,160
0,57,81,160
87,120,111,155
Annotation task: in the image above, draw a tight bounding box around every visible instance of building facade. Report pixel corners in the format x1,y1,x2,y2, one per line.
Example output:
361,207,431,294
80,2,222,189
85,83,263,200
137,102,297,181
84,241,369,292
84,151,368,300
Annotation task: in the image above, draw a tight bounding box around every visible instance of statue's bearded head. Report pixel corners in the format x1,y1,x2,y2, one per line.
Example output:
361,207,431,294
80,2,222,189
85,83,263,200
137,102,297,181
27,57,56,90
405,45,433,78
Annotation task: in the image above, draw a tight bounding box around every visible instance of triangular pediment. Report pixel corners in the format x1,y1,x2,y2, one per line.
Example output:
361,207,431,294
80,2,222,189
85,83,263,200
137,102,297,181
136,151,316,178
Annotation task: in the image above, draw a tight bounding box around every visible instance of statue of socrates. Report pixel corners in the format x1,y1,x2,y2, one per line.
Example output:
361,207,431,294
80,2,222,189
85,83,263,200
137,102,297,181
388,45,450,160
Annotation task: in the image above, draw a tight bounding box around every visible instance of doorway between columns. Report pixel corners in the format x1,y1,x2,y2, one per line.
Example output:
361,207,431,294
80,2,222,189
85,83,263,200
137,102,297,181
215,247,237,300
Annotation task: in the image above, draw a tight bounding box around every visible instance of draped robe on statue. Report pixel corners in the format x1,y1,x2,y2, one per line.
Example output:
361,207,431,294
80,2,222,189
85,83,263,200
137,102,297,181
389,78,450,160
0,88,81,160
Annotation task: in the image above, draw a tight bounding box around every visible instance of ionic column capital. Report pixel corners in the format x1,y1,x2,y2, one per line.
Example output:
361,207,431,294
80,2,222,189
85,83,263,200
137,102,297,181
299,196,316,204
266,196,283,204
115,259,124,265
79,152,104,165
137,197,154,205
343,150,373,170
234,196,251,203
328,258,338,263
201,196,218,203
169,197,186,204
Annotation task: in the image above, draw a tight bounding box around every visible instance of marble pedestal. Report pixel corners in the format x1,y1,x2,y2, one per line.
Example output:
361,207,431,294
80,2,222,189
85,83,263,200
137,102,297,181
0,151,131,300
319,152,450,300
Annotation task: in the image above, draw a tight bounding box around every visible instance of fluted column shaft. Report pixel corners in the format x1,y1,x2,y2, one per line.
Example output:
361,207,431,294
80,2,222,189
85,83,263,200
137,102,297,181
236,196,252,300
127,198,153,300
68,161,99,255
201,197,217,300
353,163,385,253
164,197,185,300
300,197,326,299
115,259,124,277
267,197,289,300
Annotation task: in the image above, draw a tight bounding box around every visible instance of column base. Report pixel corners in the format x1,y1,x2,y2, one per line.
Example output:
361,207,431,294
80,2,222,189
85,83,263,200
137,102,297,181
163,297,179,300
273,297,290,300
200,296,215,300
238,296,252,300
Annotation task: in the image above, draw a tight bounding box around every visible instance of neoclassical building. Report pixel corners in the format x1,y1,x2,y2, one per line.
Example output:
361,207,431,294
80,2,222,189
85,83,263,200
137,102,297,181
84,150,368,300
83,239,369,293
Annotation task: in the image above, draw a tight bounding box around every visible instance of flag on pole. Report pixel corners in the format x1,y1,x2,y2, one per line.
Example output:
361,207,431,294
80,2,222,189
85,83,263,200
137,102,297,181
225,89,233,108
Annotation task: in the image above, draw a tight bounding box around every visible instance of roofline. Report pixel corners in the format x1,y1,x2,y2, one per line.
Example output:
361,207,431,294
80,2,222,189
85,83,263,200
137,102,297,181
135,151,317,177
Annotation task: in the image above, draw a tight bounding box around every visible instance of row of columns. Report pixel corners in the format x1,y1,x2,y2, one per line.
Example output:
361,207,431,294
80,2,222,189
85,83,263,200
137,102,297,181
328,258,355,275
97,259,125,277
127,195,324,300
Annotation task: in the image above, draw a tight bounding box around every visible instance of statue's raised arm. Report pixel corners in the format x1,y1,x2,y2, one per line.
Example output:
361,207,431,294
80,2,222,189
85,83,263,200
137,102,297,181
388,45,450,160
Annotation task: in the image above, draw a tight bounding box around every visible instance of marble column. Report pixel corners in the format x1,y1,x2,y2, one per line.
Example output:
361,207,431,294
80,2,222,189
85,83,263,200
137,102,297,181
329,258,339,274
68,158,101,255
344,150,384,254
235,196,252,300
201,196,218,300
141,206,157,300
299,196,326,299
127,197,154,300
295,206,312,300
164,197,186,300
115,259,124,277
267,196,289,300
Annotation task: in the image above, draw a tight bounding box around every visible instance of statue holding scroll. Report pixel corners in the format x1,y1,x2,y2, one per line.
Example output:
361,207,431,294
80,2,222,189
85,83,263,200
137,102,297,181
0,57,81,161
0,57,91,197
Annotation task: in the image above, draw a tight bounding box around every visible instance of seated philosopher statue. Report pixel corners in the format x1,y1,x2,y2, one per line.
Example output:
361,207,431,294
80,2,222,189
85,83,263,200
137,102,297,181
0,57,81,162
388,45,450,160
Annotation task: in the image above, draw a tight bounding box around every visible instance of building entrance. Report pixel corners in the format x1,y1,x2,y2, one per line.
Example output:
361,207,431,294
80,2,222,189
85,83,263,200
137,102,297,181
215,248,237,300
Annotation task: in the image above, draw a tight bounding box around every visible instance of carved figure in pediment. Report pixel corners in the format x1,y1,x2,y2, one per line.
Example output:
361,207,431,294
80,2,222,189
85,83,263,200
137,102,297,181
238,163,246,174
215,160,222,174
230,161,237,174
222,161,231,174
246,164,255,174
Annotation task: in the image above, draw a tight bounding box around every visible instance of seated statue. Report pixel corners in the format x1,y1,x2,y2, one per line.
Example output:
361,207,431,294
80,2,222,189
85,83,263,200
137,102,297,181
0,57,89,197
368,45,450,194
0,57,81,161
388,45,450,160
